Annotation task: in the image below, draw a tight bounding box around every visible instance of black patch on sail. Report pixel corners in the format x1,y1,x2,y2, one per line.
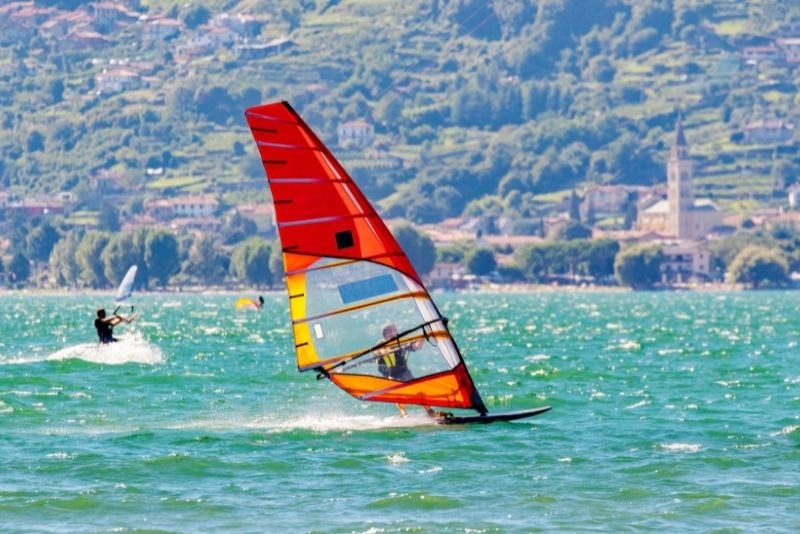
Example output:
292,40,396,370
335,230,354,249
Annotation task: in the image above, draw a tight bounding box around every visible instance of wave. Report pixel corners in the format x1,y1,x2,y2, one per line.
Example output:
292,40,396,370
23,411,437,437
169,410,436,433
0,331,164,366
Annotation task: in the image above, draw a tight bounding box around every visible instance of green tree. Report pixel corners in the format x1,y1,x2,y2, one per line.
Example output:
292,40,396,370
102,233,138,287
99,203,120,232
76,232,110,288
569,189,581,221
465,247,497,276
183,235,229,285
27,221,61,263
181,4,211,29
230,237,272,286
727,246,789,288
374,93,403,128
221,211,258,245
614,243,663,289
145,230,180,287
585,239,621,281
548,220,592,241
623,202,638,230
27,130,45,152
516,243,550,282
710,229,776,275
437,242,470,263
391,224,436,276
7,252,31,286
49,79,65,104
771,160,798,191
48,232,81,287
269,240,284,284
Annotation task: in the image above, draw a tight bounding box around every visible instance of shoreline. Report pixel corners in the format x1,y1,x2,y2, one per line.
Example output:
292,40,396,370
0,282,767,296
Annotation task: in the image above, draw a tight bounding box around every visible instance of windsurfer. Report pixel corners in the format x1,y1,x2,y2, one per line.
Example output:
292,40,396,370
94,308,135,344
375,323,446,418
375,323,421,381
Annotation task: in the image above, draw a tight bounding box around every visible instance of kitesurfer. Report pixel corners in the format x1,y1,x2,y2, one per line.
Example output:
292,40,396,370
94,308,134,344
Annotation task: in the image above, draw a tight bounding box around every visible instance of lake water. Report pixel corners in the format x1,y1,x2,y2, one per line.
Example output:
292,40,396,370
1,291,799,532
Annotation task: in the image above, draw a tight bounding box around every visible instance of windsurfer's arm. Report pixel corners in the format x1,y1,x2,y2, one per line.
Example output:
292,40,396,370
402,338,423,352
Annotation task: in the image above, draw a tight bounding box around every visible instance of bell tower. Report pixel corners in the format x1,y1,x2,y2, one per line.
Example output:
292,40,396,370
667,118,694,239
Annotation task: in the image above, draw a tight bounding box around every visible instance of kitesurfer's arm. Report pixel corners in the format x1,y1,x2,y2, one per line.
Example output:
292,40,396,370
110,313,136,325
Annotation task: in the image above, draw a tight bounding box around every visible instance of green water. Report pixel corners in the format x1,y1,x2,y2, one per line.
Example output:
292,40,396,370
1,291,799,532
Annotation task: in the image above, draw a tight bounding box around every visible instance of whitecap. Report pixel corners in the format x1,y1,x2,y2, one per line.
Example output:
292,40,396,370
626,399,650,410
525,354,550,362
771,424,800,436
45,331,164,365
386,453,409,464
659,443,702,453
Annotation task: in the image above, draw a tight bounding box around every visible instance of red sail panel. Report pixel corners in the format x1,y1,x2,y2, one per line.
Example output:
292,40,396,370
245,101,420,285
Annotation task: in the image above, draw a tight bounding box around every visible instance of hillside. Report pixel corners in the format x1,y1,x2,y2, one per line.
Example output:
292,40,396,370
2,0,800,230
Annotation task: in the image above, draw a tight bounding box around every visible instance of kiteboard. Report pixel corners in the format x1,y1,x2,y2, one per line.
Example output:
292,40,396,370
435,406,552,425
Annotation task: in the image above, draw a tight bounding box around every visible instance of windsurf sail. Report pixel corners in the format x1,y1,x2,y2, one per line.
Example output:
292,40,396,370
115,265,137,304
245,101,487,414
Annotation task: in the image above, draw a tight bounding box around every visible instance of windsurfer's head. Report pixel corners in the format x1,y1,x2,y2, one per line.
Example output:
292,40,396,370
97,308,106,318
382,323,398,340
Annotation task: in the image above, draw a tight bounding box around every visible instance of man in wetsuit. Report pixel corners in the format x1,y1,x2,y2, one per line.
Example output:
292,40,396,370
375,323,422,381
374,323,444,417
94,308,134,344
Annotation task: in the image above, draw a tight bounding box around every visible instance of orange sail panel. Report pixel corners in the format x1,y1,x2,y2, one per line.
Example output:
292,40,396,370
245,101,487,414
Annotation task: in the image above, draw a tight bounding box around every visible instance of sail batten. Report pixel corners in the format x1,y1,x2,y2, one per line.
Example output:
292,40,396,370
246,101,488,414
292,291,428,326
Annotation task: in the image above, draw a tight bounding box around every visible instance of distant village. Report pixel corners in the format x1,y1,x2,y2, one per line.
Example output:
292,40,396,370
2,2,800,290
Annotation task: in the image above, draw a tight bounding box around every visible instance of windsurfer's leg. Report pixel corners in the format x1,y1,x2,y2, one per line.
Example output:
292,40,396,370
424,406,453,419
396,403,407,416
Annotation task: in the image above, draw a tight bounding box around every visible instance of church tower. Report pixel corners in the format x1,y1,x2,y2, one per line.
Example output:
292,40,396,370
667,118,694,239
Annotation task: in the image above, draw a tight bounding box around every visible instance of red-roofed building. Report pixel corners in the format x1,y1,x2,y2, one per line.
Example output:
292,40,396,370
6,200,65,218
40,10,93,39
144,199,173,220
64,31,110,50
143,17,182,40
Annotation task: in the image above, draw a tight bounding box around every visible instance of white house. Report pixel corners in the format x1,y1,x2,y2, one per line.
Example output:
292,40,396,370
171,194,219,218
661,241,712,283
741,44,781,64
581,185,634,216
337,119,374,148
96,68,141,94
743,119,794,144
776,37,800,63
